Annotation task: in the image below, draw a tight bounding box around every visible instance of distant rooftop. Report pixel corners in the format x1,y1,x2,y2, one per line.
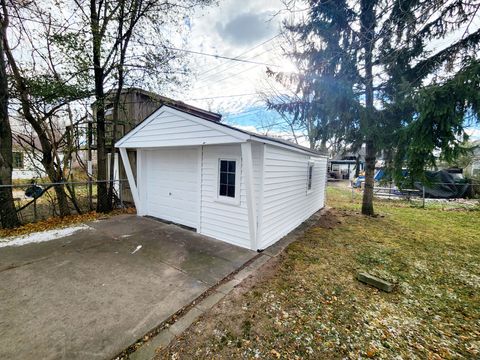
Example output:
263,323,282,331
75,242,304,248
95,87,222,123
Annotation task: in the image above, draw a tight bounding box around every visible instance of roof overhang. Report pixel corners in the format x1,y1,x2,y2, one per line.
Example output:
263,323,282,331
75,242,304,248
115,104,326,158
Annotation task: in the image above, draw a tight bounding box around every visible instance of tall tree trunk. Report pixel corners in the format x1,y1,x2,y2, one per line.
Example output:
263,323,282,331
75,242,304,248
362,139,376,215
0,5,20,228
107,0,137,209
360,0,376,216
43,163,71,216
0,0,20,228
355,154,361,178
107,1,126,210
91,0,110,213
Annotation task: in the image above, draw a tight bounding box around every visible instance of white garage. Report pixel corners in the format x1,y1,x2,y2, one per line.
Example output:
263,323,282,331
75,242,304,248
116,104,327,251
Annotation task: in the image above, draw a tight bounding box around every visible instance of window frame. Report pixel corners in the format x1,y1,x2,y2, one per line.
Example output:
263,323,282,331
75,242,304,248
104,103,114,116
216,157,241,205
306,161,315,193
12,151,24,169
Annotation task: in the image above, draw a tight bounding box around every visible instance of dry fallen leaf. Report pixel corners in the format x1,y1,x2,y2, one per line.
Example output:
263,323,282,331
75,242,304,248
270,349,281,358
366,346,377,358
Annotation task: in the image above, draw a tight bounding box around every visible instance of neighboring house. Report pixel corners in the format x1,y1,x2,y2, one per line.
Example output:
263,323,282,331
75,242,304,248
329,147,366,180
329,158,363,180
116,105,328,251
11,148,37,180
465,140,480,178
11,139,44,180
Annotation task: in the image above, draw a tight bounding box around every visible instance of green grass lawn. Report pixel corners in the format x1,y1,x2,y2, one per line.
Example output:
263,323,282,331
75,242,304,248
157,186,480,359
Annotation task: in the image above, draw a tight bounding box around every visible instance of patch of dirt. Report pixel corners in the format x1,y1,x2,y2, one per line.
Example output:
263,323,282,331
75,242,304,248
314,208,343,229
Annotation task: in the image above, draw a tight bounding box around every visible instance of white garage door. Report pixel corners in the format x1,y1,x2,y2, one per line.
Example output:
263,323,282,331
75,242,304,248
145,148,199,229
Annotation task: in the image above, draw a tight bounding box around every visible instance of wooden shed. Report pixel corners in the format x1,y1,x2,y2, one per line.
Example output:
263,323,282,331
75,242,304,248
115,105,327,251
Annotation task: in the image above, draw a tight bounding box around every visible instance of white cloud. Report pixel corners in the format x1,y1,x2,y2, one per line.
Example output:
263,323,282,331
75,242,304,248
216,12,276,46
171,0,287,116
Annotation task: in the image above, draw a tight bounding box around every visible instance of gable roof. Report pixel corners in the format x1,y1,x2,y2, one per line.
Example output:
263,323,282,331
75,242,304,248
116,104,325,157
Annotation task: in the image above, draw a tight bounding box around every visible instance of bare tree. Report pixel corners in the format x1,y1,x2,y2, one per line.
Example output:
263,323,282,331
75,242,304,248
0,0,20,228
71,0,213,212
3,2,90,217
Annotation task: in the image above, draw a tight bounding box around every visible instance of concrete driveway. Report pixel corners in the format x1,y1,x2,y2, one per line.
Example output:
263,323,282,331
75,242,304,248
0,215,256,360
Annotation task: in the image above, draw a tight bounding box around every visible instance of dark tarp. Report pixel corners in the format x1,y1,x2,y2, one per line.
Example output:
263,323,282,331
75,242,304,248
414,170,471,199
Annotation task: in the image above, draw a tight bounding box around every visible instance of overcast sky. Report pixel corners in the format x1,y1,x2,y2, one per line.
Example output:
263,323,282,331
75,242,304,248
171,0,292,131
168,0,480,142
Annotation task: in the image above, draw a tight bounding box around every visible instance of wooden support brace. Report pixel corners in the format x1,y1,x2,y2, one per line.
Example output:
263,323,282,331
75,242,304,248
119,147,141,213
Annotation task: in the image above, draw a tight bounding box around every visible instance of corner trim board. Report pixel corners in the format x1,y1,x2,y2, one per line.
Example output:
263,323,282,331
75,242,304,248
241,142,257,250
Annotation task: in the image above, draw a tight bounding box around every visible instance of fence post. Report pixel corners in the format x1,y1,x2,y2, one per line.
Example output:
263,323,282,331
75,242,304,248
119,180,123,208
33,197,37,222
88,179,93,211
422,186,425,209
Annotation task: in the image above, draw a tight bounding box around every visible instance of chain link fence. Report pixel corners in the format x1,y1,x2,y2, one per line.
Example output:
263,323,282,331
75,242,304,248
347,181,480,210
0,179,132,227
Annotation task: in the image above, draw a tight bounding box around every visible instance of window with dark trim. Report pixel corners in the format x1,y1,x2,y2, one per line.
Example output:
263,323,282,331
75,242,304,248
12,152,24,169
307,163,314,190
219,160,236,198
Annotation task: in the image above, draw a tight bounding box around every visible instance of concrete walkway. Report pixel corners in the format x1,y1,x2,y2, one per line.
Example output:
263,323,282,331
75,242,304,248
0,215,256,360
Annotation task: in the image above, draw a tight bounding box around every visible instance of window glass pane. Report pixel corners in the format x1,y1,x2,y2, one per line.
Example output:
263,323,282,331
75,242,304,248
13,152,23,169
227,173,235,185
220,172,227,185
227,185,235,197
220,160,228,172
219,184,227,196
228,161,236,173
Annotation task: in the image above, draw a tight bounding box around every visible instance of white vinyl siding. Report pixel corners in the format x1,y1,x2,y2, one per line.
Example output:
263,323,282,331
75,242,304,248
258,144,327,249
117,107,242,148
118,104,328,250
200,144,251,248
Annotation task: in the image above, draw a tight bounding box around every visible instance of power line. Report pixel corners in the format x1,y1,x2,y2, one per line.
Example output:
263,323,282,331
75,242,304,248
165,46,281,68
193,64,261,91
196,47,276,84
187,93,261,101
195,33,282,79
10,14,283,68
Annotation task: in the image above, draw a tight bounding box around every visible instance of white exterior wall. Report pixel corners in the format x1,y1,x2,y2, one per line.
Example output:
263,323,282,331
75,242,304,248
12,154,44,180
117,107,244,148
117,105,328,251
258,144,327,249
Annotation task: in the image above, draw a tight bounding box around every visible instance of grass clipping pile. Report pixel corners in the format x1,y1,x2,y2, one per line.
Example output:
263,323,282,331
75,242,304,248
156,194,479,359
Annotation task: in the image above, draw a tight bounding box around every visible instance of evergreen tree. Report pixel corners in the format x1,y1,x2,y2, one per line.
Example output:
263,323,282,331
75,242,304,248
272,0,480,215
266,1,360,152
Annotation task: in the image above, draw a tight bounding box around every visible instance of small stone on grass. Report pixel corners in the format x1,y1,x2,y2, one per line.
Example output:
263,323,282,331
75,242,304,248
357,272,394,293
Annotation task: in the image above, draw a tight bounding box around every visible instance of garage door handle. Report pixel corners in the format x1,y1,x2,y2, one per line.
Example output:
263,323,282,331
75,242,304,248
169,192,172,195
